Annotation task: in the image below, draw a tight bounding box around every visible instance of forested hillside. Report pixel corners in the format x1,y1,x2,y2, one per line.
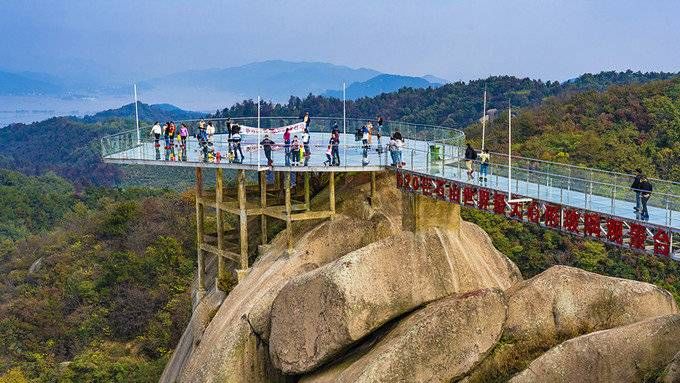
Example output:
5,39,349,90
0,186,197,382
466,76,680,180
213,70,678,129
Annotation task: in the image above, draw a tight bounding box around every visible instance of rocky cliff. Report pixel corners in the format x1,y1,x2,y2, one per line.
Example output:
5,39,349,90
161,172,680,383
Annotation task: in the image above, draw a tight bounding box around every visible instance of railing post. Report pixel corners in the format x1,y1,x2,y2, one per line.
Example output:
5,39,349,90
611,186,616,215
195,167,206,296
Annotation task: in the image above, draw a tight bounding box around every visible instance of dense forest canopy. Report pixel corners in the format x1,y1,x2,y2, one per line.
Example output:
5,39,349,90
465,77,680,180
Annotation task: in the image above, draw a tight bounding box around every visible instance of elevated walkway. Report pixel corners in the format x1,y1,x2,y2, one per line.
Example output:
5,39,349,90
101,116,680,269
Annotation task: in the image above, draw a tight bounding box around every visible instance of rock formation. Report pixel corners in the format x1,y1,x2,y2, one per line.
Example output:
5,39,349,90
161,172,680,383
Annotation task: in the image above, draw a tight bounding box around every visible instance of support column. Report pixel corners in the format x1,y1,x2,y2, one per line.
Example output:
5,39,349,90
195,167,206,295
260,171,268,245
237,169,249,280
329,171,336,216
304,172,311,211
215,168,225,289
370,171,377,205
285,171,293,251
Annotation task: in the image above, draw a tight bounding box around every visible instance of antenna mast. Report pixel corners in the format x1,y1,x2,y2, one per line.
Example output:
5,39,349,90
134,84,140,145
482,84,487,151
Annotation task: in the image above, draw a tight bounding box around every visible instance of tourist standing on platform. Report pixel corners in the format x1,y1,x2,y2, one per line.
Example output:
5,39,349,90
631,168,644,213
388,135,399,166
291,135,301,166
375,116,384,154
464,143,477,180
331,124,340,166
302,128,311,166
479,149,490,183
179,123,189,161
260,134,275,167
232,126,244,163
283,127,291,166
150,121,162,146
303,112,311,128
206,122,215,143
393,131,404,167
638,176,653,221
324,144,333,166
361,125,370,163
366,121,374,145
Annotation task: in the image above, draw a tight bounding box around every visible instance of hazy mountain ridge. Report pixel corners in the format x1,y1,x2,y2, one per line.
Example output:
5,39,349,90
323,73,442,99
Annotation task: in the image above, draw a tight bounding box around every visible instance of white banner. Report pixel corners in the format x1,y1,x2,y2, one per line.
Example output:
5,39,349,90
239,121,306,135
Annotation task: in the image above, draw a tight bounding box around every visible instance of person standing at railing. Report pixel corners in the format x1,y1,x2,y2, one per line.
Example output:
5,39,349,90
283,127,291,166
631,168,644,213
302,128,311,166
303,112,311,128
638,176,653,221
479,149,490,183
291,135,301,166
150,121,162,147
260,134,275,167
361,124,370,165
179,123,189,161
388,134,399,166
366,121,374,145
232,126,244,163
464,143,477,180
393,131,404,167
376,116,384,154
206,122,215,143
331,124,340,166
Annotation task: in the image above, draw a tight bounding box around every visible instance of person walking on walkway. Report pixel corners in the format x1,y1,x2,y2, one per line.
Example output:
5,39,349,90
479,149,490,183
283,127,291,166
638,176,653,221
464,143,477,180
388,134,399,166
260,134,275,167
631,168,644,213
178,123,189,161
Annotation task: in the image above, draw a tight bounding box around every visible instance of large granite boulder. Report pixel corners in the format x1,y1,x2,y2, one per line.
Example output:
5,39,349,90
509,314,680,383
306,289,507,383
660,351,680,383
505,266,679,341
269,222,521,374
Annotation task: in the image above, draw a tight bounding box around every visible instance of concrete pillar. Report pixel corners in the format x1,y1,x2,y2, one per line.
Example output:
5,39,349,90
260,171,268,245
285,171,293,251
401,192,461,233
215,168,225,289
238,169,249,273
304,172,311,211
329,171,336,216
195,167,206,295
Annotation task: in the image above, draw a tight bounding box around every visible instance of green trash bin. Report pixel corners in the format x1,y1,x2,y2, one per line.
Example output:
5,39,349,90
429,145,441,161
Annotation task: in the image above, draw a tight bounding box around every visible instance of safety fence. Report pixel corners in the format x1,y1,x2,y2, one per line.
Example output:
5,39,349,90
396,169,680,260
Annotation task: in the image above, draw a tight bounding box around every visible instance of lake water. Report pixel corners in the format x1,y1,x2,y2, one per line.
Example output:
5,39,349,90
0,95,135,127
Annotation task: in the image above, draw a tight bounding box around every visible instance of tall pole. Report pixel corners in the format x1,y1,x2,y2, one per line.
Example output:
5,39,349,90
134,84,140,145
257,95,261,169
343,82,347,166
482,84,487,151
507,100,512,201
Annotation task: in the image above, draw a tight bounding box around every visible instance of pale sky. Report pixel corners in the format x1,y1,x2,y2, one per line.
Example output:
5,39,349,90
2,0,679,83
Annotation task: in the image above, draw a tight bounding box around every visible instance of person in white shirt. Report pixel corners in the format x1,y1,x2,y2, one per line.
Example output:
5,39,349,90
479,149,490,183
150,121,162,146
206,122,215,143
301,129,311,166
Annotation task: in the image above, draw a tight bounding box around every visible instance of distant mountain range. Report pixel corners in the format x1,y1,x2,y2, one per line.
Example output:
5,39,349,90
0,60,447,104
0,70,63,96
323,74,443,100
